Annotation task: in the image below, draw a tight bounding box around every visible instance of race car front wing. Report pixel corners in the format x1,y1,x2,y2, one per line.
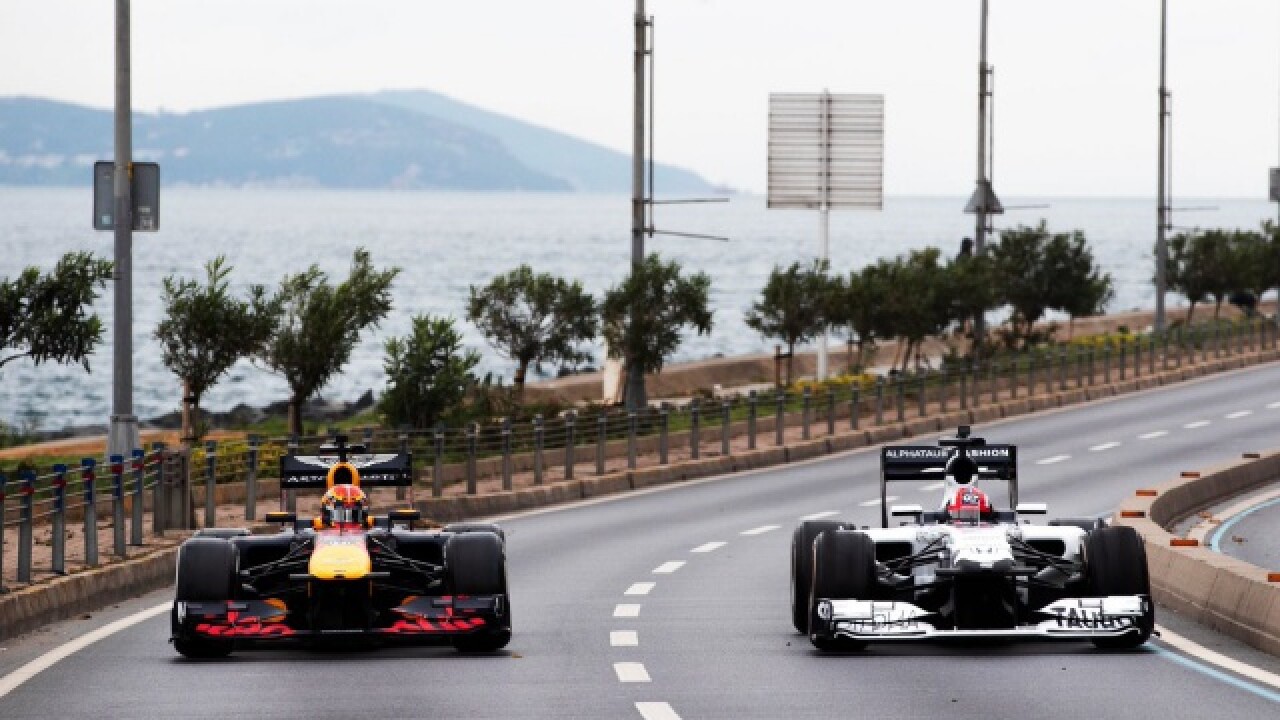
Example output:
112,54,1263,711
815,595,1151,641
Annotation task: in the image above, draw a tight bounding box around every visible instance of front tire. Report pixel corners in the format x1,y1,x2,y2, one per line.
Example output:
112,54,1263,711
809,530,876,651
445,532,511,652
172,538,238,659
1084,526,1154,649
790,520,846,633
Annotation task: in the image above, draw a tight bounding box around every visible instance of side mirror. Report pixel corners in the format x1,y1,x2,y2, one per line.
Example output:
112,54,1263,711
389,509,421,529
890,504,924,517
265,511,297,524
1015,502,1048,515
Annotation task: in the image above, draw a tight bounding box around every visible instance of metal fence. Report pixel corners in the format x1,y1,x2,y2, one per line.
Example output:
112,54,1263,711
2,317,1274,590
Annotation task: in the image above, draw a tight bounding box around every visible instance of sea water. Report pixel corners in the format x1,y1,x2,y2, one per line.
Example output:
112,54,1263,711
0,187,1273,429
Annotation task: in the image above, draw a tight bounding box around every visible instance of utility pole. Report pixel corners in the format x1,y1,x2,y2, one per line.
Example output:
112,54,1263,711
1154,0,1170,333
968,0,998,355
625,0,649,410
107,0,139,458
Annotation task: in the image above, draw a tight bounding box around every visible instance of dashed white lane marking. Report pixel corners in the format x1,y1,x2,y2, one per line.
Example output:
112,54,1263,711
1184,420,1210,429
652,561,685,574
625,582,656,596
800,510,839,520
741,524,780,536
1140,430,1168,439
614,662,652,683
614,604,642,618
0,601,170,700
919,481,945,492
859,495,899,507
1225,410,1253,420
1089,442,1120,452
1268,401,1280,409
1037,455,1070,465
636,702,683,720
611,630,639,647
691,541,726,553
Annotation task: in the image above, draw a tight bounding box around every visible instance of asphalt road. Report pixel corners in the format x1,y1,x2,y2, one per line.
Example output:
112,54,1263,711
1211,494,1280,569
4,363,1280,718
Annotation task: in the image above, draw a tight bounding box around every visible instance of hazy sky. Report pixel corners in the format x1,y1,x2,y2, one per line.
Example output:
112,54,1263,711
3,1,1278,197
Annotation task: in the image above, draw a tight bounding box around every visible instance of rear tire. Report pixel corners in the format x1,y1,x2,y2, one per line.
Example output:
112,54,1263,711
445,532,511,653
172,538,238,659
809,530,875,651
443,522,506,544
1084,526,1154,649
790,520,846,633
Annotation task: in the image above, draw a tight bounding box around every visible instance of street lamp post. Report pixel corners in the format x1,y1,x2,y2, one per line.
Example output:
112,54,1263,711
625,0,649,411
107,0,139,458
1154,0,1170,333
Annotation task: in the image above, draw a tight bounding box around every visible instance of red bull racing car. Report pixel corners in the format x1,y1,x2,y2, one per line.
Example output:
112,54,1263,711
170,437,511,658
791,427,1154,651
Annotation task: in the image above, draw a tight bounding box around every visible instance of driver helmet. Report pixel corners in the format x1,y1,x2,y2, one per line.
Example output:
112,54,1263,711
320,484,368,526
947,486,993,524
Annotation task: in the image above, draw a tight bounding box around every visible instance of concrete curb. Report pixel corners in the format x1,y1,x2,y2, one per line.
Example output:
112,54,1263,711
1114,451,1280,656
4,347,1279,644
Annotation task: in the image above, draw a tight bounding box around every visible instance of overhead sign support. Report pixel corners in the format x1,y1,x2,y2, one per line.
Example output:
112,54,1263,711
767,91,885,380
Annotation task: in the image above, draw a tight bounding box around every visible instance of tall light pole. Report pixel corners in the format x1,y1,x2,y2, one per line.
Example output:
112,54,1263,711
107,0,139,458
1154,0,1170,333
625,0,649,410
966,0,1000,354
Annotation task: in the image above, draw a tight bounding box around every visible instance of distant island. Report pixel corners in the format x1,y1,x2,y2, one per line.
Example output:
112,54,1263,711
0,90,720,193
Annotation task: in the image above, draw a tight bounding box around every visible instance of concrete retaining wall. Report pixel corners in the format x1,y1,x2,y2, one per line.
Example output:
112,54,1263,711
1115,452,1280,656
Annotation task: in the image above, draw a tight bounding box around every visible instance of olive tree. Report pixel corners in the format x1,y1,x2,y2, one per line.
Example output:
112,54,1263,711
602,253,713,410
1044,230,1113,337
0,252,113,371
379,314,480,429
744,259,833,384
828,263,894,373
155,257,281,443
466,265,597,398
260,248,400,436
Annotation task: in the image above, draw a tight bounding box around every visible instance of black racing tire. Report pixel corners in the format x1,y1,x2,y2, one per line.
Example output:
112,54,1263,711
445,532,511,653
1084,525,1154,649
790,520,846,633
172,538,238,659
809,530,876,651
443,522,506,544
1049,517,1106,533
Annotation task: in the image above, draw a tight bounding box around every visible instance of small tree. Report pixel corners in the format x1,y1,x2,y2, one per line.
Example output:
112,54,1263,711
155,257,281,443
602,253,713,410
1044,230,1114,337
828,264,894,373
990,222,1057,348
466,265,598,398
944,251,997,351
1165,231,1212,323
0,252,113,371
260,248,400,436
379,314,480,429
744,259,832,384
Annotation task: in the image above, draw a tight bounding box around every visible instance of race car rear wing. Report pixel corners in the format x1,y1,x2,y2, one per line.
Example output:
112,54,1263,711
279,453,414,489
878,428,1018,527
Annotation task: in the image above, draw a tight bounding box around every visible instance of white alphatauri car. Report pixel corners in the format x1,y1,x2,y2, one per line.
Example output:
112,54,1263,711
791,427,1154,651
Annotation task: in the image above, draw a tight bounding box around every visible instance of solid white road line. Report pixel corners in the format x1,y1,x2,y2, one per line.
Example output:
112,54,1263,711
740,524,780,536
918,481,945,492
859,496,898,507
613,604,642,618
1089,442,1120,452
1157,624,1280,691
1036,455,1070,465
625,582,656,596
800,511,839,520
614,662,652,683
1184,420,1210,429
691,541,726,553
652,561,685,574
636,701,683,720
1140,430,1169,439
610,630,639,647
0,601,170,700
1225,410,1253,420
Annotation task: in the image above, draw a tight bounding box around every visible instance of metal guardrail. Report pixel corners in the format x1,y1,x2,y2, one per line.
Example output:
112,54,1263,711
2,318,1274,591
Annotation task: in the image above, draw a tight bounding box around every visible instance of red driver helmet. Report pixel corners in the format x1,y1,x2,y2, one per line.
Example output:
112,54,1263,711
947,486,993,524
320,484,368,526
